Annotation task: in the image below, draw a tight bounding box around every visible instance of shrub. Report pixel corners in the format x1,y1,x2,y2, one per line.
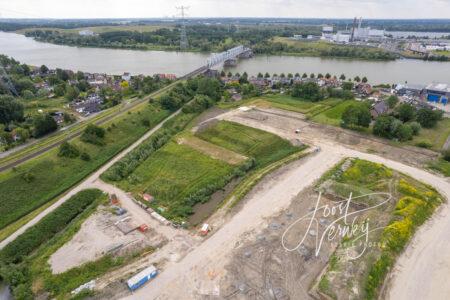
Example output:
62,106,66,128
58,142,80,158
409,121,421,135
442,149,450,162
80,152,91,161
0,189,103,264
415,141,432,149
80,124,105,145
416,108,443,128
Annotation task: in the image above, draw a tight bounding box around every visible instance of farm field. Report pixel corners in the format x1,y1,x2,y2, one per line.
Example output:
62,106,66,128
0,103,170,231
117,141,236,220
311,99,359,126
249,94,342,116
196,120,301,167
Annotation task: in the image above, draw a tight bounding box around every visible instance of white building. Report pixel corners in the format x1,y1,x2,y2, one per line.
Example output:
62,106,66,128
333,31,351,43
322,26,334,40
79,29,95,36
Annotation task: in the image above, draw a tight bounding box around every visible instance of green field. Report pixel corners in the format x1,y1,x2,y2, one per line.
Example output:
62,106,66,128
251,94,342,116
0,189,152,299
196,120,300,168
0,103,170,230
20,97,70,116
311,100,359,126
117,142,235,219
410,117,450,151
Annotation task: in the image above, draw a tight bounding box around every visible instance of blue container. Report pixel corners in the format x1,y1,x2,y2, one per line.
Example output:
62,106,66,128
127,265,158,291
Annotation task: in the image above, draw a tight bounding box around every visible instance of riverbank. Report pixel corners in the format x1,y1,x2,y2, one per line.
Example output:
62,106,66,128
2,31,450,84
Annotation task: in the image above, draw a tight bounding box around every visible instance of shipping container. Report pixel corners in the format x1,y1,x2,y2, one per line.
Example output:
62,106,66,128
127,265,158,291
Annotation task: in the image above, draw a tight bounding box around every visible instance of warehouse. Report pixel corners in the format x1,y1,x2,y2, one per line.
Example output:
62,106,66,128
425,83,450,104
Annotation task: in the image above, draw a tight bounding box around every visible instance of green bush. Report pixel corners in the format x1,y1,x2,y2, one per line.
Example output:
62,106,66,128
58,142,80,158
80,124,105,145
442,149,450,162
0,189,103,264
415,141,432,148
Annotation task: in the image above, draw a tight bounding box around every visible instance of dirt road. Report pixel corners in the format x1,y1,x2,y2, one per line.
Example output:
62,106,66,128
0,106,184,250
122,108,450,300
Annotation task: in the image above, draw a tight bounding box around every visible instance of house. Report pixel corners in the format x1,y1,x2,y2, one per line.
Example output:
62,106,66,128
425,83,450,104
122,72,132,82
356,83,372,97
370,101,388,119
395,83,426,97
79,29,95,36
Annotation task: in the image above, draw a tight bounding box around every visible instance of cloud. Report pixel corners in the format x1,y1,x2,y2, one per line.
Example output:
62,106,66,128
0,0,449,18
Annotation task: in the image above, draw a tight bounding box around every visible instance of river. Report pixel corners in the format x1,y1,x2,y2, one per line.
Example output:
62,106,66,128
1,31,450,84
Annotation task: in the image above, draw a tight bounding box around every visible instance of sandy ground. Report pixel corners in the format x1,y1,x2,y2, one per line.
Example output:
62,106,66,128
49,208,157,274
0,106,185,250
123,107,450,300
4,106,450,300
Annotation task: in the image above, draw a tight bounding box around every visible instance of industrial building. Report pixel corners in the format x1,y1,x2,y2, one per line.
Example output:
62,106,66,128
321,18,385,44
425,83,450,104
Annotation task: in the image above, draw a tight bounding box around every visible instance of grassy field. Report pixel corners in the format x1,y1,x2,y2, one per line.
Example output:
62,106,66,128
17,24,169,35
20,97,70,116
311,100,359,126
0,103,170,230
250,94,342,116
117,141,236,220
428,159,450,176
196,120,300,168
410,117,450,151
272,37,394,59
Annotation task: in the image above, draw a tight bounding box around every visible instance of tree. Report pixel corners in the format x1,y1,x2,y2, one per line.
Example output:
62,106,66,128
76,71,85,81
0,95,24,125
58,141,80,158
227,71,233,77
325,73,331,79
81,124,106,145
386,95,399,109
291,82,323,102
160,94,182,111
220,70,226,77
310,73,315,79
318,73,324,79
65,85,79,101
288,73,293,79
396,103,416,122
373,115,395,139
342,82,354,91
295,73,300,78
416,108,442,128
280,73,286,78
22,90,34,100
395,124,413,141
339,74,346,81
40,65,49,74
302,73,308,79
341,104,371,128
264,72,270,79
354,76,361,83
409,121,421,135
257,72,263,78
33,114,57,137
362,76,368,83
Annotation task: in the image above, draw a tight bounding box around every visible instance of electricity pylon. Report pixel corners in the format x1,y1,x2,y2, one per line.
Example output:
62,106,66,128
176,6,189,50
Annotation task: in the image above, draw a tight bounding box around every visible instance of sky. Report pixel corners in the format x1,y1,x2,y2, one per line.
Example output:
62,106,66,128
1,0,450,19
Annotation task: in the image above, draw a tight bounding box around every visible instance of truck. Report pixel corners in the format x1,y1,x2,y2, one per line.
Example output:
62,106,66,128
127,265,158,291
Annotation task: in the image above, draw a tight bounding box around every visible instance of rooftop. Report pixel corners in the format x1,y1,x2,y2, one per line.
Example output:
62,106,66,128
426,83,450,92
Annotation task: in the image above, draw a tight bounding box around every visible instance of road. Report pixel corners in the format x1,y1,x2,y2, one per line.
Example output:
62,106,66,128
0,65,207,172
123,108,450,300
2,105,449,299
0,106,185,250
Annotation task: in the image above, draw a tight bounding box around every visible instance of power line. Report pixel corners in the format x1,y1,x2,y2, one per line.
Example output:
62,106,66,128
175,6,189,50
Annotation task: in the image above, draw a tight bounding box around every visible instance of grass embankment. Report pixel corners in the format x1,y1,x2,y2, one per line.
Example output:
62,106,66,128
311,99,360,126
196,120,301,168
272,37,396,60
410,117,450,151
316,159,443,300
0,102,170,231
0,189,151,299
